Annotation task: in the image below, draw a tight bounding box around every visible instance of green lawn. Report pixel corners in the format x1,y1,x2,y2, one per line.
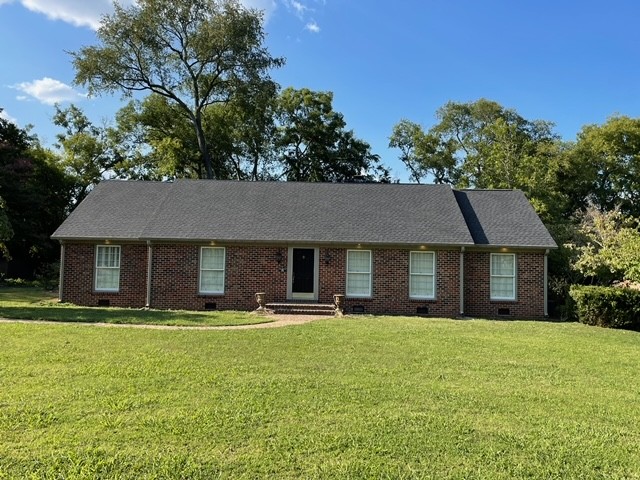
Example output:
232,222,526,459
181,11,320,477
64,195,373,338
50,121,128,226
0,313,638,478
0,287,271,327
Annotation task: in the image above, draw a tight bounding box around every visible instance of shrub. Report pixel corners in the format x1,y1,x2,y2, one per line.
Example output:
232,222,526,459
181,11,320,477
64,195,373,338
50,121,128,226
569,285,640,331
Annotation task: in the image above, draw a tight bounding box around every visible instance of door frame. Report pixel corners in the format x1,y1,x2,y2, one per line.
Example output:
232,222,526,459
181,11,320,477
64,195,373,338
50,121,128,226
287,246,319,301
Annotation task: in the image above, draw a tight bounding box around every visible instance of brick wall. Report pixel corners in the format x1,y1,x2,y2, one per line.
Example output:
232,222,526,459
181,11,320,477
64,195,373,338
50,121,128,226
151,244,288,311
464,251,546,319
320,249,461,317
62,243,546,318
62,243,147,308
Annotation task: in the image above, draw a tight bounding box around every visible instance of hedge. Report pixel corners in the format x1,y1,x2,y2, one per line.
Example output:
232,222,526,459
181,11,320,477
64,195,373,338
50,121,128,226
569,285,640,331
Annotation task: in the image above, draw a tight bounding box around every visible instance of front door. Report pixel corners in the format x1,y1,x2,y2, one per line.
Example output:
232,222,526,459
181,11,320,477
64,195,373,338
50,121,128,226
290,248,317,300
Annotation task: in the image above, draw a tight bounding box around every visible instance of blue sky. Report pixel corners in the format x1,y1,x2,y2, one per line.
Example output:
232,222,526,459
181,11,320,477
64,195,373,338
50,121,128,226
1,0,640,181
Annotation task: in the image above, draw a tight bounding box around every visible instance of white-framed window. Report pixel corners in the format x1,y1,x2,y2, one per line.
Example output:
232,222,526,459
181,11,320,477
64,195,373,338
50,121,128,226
95,245,121,292
490,253,516,300
346,250,372,297
409,251,436,299
200,247,225,294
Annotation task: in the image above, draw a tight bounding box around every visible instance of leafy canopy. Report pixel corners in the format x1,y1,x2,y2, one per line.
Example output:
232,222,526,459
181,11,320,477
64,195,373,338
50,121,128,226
71,0,284,179
275,87,387,182
569,207,640,285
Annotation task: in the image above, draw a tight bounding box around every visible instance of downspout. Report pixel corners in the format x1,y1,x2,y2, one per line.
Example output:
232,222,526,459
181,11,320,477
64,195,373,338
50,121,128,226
58,242,65,302
146,241,153,308
544,249,549,317
459,247,465,317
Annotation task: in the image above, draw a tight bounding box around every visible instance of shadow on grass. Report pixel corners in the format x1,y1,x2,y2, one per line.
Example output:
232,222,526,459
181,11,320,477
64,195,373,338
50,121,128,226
0,305,272,327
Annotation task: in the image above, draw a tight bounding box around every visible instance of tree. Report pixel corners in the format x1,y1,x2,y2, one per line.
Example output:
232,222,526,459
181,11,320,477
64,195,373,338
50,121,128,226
390,99,565,220
275,87,387,182
54,104,134,204
389,119,457,184
114,83,278,181
0,115,72,278
562,116,640,218
0,195,12,261
115,96,206,179
570,207,640,285
71,0,284,180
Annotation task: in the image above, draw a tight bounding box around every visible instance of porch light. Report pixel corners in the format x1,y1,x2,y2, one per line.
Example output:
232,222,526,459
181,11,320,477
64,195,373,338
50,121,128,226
275,250,284,264
324,252,332,265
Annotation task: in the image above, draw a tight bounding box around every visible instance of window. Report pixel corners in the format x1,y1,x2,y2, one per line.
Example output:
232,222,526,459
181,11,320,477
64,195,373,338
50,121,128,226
491,253,516,300
95,245,120,292
200,247,225,294
346,250,372,297
410,251,435,299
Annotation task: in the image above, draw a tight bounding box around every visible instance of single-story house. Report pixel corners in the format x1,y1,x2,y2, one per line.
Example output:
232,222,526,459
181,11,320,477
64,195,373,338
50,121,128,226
51,180,557,318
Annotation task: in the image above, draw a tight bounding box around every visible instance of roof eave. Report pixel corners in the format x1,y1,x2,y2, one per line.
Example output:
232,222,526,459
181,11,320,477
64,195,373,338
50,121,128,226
53,236,477,249
468,243,558,250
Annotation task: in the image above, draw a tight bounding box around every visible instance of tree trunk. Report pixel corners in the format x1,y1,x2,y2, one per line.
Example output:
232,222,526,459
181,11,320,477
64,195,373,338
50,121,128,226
193,114,213,179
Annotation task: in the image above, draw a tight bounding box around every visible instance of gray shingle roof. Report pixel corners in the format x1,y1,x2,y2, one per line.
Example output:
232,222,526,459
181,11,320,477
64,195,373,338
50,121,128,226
52,180,555,249
454,189,557,248
51,181,173,241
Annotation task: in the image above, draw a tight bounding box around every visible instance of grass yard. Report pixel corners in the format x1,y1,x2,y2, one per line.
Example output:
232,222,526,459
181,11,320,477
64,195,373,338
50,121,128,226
0,313,639,479
0,287,271,327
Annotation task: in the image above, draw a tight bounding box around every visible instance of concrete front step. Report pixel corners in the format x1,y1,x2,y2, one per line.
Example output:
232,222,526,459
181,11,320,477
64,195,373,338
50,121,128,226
267,302,336,315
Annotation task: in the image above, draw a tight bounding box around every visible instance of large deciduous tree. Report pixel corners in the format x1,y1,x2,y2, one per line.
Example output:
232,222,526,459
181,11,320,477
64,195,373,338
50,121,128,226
275,87,387,182
561,116,640,218
53,104,136,205
389,119,457,184
391,99,559,188
71,0,284,179
0,195,12,261
390,99,565,221
0,114,72,278
114,81,278,181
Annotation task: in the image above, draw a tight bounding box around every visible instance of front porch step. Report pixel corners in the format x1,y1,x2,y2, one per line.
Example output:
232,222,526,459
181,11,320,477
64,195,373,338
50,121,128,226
267,302,336,315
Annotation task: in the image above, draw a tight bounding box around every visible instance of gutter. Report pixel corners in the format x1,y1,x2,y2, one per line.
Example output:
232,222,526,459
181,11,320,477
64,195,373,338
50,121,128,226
544,249,549,317
459,247,465,316
58,243,65,302
146,241,153,308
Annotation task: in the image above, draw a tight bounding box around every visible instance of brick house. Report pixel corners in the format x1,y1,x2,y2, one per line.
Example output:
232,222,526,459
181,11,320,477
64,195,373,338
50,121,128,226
51,180,556,318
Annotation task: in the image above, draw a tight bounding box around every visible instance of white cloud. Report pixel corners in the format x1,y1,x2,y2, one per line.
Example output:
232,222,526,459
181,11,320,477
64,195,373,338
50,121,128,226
285,0,308,18
17,0,128,30
243,0,277,20
305,20,320,33
0,109,18,125
281,0,324,34
0,0,276,30
13,77,86,105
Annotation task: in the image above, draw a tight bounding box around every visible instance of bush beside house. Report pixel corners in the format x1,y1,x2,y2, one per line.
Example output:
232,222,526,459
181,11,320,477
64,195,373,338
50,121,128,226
569,285,640,331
